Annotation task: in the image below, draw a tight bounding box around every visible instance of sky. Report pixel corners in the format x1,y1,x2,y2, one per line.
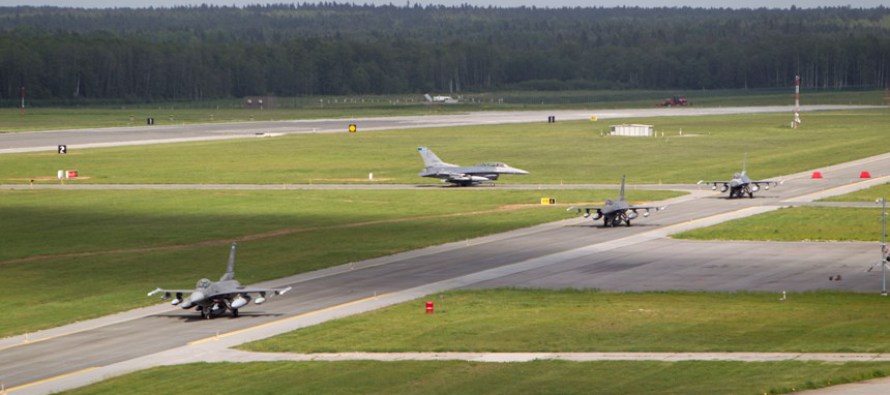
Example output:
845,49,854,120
0,0,886,9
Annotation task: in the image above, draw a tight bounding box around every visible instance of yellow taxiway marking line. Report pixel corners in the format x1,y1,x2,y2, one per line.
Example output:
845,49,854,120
6,367,98,393
189,293,390,346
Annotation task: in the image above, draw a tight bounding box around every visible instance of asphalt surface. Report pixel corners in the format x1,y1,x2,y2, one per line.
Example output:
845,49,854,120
0,105,879,154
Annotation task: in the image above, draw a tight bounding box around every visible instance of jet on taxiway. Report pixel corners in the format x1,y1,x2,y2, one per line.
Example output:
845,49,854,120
698,156,779,199
148,243,291,319
417,146,529,186
568,175,665,227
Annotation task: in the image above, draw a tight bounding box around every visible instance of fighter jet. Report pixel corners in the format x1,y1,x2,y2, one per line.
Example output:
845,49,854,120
698,156,779,199
417,146,529,186
567,175,665,227
147,243,291,319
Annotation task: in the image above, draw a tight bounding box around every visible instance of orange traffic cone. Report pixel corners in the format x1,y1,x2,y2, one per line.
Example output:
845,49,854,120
811,171,823,179
860,171,872,179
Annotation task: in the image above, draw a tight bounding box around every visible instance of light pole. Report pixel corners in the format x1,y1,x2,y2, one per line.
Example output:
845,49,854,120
874,197,888,296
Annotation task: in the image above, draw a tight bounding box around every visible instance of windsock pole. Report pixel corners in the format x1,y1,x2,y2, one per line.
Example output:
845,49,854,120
792,75,801,129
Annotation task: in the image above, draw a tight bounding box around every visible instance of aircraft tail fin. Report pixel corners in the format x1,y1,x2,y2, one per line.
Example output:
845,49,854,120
417,146,447,167
618,175,626,201
742,153,748,175
423,94,433,102
220,242,236,281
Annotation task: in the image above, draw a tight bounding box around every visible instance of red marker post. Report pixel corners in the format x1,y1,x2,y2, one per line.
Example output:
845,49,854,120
425,301,434,314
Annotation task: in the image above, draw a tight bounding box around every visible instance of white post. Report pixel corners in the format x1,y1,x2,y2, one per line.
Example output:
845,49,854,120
792,75,801,129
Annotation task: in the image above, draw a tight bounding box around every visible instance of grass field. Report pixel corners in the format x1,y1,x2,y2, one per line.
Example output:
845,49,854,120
59,360,890,395
0,189,682,337
242,289,890,353
2,89,882,132
823,183,890,203
674,206,883,242
2,109,889,185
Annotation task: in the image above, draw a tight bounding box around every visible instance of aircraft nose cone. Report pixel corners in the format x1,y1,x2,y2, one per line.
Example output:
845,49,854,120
509,166,529,175
189,291,205,303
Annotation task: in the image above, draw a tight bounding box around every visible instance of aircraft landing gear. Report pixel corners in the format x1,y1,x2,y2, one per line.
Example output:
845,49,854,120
232,308,239,318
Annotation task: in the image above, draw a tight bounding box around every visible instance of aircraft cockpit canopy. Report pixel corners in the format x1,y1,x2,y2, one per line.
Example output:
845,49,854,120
197,278,212,289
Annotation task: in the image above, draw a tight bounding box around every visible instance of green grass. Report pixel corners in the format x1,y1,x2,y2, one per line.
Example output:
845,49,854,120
0,189,680,337
2,109,889,185
242,289,890,353
823,183,890,203
3,89,882,132
674,206,883,242
58,360,890,395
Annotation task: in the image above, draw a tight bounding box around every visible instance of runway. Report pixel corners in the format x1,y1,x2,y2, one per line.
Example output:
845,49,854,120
4,147,890,393
0,104,878,154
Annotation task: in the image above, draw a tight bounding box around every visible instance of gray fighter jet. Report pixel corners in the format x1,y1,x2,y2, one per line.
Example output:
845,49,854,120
417,146,529,186
568,176,666,227
698,156,779,199
148,243,291,319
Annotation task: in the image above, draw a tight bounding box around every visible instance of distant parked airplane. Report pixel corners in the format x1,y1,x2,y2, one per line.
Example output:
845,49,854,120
417,146,529,186
423,93,459,104
568,175,665,227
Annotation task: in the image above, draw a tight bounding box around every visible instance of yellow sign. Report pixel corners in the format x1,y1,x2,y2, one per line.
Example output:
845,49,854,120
590,116,598,122
348,124,357,133
540,198,556,205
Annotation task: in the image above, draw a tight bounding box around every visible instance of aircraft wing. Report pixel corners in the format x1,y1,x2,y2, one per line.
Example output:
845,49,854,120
566,205,665,219
147,287,193,297
567,205,602,214
698,180,779,187
626,205,666,212
232,286,292,296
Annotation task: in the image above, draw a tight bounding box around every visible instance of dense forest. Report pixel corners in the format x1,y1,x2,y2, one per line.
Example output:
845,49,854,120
0,4,888,101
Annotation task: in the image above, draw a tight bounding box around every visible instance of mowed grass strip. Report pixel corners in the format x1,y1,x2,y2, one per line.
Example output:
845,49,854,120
822,182,890,203
0,189,668,261
242,289,890,354
58,360,890,395
2,109,888,185
0,189,681,336
673,206,883,242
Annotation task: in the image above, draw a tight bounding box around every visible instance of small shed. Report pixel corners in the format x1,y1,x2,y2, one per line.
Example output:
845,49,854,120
610,124,653,137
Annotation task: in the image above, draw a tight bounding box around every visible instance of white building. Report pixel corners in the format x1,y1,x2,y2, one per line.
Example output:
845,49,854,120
610,124,653,137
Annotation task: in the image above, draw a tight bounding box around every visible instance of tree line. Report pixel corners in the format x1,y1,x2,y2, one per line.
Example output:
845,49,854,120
0,3,888,101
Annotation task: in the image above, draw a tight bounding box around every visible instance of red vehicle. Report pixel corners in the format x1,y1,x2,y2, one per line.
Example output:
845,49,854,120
658,96,690,107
